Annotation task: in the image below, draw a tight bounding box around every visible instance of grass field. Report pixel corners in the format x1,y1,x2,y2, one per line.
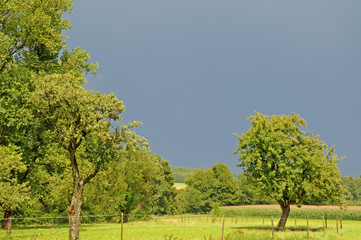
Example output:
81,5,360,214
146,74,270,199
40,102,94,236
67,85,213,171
1,205,361,240
174,183,187,189
1,216,360,239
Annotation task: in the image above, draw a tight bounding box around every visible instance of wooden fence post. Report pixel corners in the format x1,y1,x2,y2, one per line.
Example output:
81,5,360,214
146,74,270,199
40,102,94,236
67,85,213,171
340,214,342,229
221,215,225,240
307,216,309,239
271,216,274,238
121,213,124,240
294,212,297,226
336,216,339,234
322,215,326,236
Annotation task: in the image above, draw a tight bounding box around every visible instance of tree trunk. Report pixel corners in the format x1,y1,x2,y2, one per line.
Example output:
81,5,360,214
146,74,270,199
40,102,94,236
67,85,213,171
276,201,290,231
2,208,12,236
68,179,84,240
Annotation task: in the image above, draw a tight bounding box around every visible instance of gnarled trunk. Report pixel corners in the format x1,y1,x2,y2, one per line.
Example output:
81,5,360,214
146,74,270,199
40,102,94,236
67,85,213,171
2,208,12,236
68,179,84,240
276,201,290,231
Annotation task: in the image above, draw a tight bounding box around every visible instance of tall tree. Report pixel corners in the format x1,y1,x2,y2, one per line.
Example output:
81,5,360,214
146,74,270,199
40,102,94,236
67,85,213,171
1,0,72,233
234,112,344,231
185,168,216,213
30,70,145,239
185,163,240,213
211,163,240,206
153,157,178,215
1,2,152,239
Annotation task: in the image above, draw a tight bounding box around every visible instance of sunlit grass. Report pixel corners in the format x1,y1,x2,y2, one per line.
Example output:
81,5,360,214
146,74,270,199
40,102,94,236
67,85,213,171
174,183,187,189
1,215,361,240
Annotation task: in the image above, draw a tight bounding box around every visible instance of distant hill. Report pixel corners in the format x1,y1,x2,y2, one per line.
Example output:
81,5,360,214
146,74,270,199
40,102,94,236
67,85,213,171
170,166,196,183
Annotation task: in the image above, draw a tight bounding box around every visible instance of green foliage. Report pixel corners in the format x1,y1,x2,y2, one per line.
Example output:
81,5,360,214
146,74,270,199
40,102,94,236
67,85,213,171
0,67,33,143
210,202,221,216
185,168,216,213
211,163,241,205
1,1,76,229
342,176,361,203
236,173,275,205
234,112,345,207
0,0,72,70
173,189,188,214
170,166,195,183
0,145,29,212
154,159,178,215
1,1,151,238
184,163,241,213
82,152,179,220
0,0,72,75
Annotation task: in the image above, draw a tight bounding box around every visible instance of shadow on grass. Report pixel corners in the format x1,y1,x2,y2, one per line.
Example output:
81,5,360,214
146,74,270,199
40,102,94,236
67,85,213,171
11,224,69,231
1,225,69,240
230,225,323,232
0,233,38,240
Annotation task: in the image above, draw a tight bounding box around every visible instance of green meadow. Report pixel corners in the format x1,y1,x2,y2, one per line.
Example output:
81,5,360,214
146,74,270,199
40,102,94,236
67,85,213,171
2,212,360,240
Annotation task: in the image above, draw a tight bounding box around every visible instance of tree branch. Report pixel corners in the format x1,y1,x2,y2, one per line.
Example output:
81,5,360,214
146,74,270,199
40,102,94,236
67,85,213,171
84,168,99,185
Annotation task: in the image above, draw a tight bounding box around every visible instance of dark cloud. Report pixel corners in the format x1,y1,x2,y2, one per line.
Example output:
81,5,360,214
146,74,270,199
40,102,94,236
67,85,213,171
66,0,361,177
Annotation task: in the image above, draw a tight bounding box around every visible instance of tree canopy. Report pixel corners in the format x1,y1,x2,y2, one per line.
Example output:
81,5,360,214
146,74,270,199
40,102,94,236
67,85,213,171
0,0,73,235
185,163,241,213
234,112,345,230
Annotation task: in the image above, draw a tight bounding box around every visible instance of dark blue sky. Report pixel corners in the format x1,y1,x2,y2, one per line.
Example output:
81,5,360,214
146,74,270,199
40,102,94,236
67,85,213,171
65,0,361,177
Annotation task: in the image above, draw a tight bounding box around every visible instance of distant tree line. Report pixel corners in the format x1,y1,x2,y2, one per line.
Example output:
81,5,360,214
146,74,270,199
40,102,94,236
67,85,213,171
3,160,359,226
170,166,195,183
171,165,361,212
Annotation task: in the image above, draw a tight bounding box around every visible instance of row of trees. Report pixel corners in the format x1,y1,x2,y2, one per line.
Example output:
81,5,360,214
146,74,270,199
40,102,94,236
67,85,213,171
4,150,179,219
181,167,361,207
174,165,361,207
